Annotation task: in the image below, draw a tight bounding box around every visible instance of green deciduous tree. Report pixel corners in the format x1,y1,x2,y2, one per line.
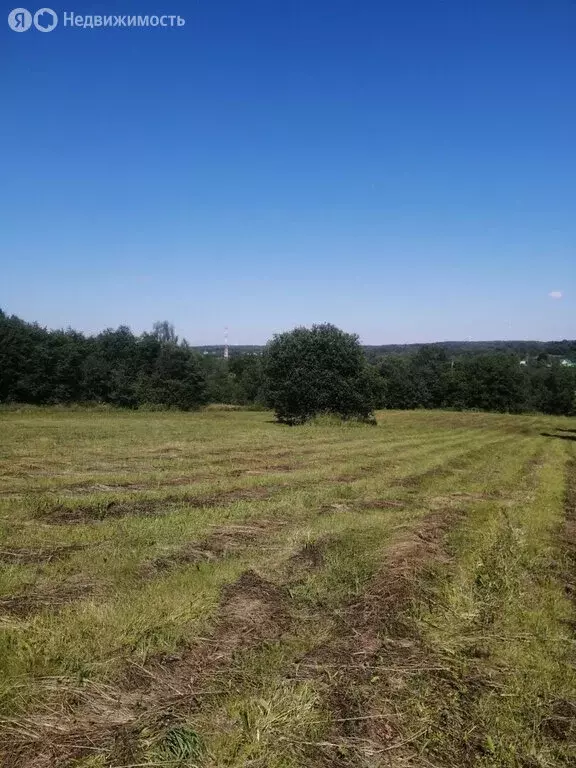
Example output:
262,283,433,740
531,363,576,415
455,354,528,413
263,324,380,424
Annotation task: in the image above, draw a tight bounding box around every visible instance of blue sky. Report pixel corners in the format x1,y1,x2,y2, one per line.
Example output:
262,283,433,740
2,0,575,344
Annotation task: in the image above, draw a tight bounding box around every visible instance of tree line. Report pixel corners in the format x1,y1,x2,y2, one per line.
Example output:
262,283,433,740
1,310,574,417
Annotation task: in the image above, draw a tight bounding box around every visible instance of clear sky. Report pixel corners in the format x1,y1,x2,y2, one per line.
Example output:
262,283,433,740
2,0,575,345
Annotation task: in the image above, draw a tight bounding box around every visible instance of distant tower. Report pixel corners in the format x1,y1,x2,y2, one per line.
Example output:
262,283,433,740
224,326,229,360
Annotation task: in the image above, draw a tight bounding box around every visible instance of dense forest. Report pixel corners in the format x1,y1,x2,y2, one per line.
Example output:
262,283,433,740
1,309,575,415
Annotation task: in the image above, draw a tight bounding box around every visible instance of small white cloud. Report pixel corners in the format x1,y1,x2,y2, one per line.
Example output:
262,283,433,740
548,291,563,299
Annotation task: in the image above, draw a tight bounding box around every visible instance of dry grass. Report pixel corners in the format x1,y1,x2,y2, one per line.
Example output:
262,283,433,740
0,408,574,766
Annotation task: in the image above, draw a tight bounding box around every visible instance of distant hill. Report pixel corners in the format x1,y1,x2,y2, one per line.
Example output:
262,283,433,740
194,339,576,359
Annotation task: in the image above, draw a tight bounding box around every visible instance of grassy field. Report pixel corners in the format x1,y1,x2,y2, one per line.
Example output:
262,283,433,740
0,408,575,767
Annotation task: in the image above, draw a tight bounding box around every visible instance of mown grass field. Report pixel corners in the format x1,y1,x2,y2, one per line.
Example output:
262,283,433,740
0,408,575,767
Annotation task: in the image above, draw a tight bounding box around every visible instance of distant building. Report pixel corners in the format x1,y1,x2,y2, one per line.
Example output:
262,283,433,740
519,357,576,368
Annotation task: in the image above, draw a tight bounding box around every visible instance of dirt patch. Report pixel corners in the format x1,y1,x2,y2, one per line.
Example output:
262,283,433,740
0,581,96,617
0,544,86,564
540,699,576,741
285,538,335,583
289,540,327,570
42,486,276,524
219,569,290,638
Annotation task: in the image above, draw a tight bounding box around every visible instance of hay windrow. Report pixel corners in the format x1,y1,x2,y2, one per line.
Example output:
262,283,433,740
0,544,86,564
38,486,277,523
0,581,97,617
